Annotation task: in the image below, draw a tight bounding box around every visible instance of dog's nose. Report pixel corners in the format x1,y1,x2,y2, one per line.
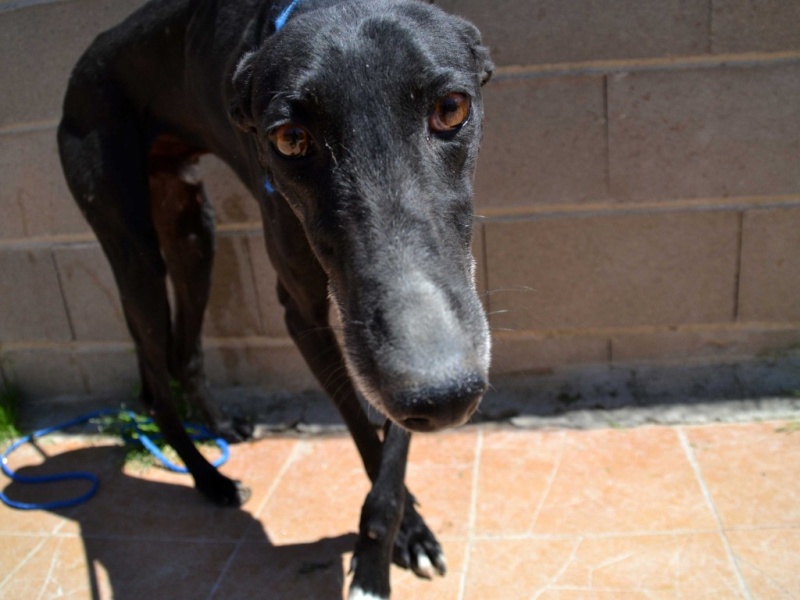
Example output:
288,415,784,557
391,373,487,432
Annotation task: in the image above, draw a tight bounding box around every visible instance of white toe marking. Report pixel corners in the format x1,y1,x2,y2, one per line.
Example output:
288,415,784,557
414,552,433,578
348,586,386,600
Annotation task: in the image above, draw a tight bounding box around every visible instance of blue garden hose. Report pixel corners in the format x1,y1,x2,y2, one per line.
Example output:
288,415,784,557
0,408,229,511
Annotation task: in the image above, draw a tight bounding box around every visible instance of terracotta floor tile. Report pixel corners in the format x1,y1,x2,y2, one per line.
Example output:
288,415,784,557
258,437,371,543
405,431,478,540
0,534,50,594
727,528,800,599
3,422,797,599
0,536,93,600
376,538,467,600
474,429,568,534
408,430,478,467
213,537,466,600
405,463,474,539
477,427,716,535
257,433,474,544
683,421,800,528
206,436,299,486
75,537,232,599
54,443,293,542
464,533,745,599
1,438,122,534
209,536,354,599
463,537,580,599
63,474,262,542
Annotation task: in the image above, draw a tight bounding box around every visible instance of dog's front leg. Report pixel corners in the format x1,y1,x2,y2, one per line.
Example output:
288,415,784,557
349,422,410,600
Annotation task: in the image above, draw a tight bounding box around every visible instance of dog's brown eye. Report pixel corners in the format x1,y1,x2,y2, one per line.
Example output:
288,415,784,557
270,123,312,158
429,93,471,133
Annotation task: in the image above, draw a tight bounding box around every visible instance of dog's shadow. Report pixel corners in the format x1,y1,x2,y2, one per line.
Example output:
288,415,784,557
3,444,355,599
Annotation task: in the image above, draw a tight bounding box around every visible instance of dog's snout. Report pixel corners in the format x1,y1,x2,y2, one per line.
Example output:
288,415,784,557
392,373,487,432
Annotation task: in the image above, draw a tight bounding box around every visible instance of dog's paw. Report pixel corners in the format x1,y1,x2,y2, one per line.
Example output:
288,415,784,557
197,474,251,507
393,501,446,579
213,416,255,443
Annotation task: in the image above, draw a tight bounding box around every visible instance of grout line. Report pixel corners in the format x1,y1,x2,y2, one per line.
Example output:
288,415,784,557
457,428,483,600
489,320,800,341
0,222,264,250
469,528,726,542
474,194,800,222
527,431,566,533
32,524,766,544
531,538,582,600
205,439,302,600
35,536,62,600
677,428,753,600
50,248,76,343
0,119,59,135
602,74,611,198
1,196,798,250
0,535,50,592
242,234,267,336
732,211,744,322
493,50,800,81
707,0,715,55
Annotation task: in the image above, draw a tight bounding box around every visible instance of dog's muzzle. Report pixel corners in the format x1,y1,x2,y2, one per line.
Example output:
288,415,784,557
388,372,488,432
340,268,490,432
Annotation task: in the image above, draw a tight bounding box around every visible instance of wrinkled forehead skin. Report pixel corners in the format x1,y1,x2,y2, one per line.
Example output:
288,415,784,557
248,0,487,139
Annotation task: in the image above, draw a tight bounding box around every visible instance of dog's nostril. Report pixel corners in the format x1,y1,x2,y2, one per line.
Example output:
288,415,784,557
392,374,487,433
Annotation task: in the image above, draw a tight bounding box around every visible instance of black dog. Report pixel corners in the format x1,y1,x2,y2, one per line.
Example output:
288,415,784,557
58,0,492,597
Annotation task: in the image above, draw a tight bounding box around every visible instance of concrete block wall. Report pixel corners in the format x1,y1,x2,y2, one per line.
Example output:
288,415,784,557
437,0,800,383
1,0,799,405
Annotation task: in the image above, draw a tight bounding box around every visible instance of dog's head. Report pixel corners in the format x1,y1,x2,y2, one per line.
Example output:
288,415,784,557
230,0,493,432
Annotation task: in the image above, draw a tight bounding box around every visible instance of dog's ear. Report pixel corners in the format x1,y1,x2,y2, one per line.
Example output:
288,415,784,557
459,20,494,86
229,50,257,133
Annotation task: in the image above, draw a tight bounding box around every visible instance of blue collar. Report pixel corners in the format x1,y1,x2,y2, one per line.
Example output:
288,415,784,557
275,0,302,31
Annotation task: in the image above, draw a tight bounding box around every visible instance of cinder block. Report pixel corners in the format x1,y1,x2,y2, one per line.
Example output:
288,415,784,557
612,326,800,363
491,333,610,375
54,243,129,341
74,343,139,397
608,63,800,202
204,233,263,338
474,76,607,211
0,129,88,239
739,207,800,322
436,0,708,66
712,0,800,53
1,346,86,398
0,246,72,342
205,340,320,392
246,233,291,339
0,0,146,127
196,155,261,226
485,211,740,331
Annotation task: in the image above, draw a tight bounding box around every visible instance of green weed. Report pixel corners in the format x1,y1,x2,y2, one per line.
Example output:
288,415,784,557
0,383,21,446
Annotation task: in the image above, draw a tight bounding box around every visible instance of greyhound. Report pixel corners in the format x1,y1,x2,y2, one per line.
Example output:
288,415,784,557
57,0,492,597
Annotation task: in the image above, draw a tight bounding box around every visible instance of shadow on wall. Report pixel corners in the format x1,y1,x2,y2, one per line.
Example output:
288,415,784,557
477,354,800,428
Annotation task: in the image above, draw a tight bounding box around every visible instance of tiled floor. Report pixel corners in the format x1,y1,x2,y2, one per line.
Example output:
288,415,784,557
1,420,799,599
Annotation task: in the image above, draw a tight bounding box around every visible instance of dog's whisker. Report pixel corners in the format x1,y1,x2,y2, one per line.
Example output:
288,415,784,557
482,286,538,295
